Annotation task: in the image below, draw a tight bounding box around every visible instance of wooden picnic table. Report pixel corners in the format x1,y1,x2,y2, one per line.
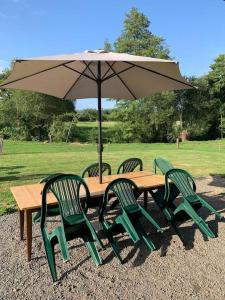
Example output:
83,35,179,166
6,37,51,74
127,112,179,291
10,171,165,261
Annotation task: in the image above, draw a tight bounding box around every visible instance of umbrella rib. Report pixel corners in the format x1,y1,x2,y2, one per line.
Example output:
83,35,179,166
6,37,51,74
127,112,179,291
82,61,97,80
101,62,116,80
63,64,96,82
123,61,194,88
62,62,92,99
102,65,135,82
0,61,77,88
105,62,137,99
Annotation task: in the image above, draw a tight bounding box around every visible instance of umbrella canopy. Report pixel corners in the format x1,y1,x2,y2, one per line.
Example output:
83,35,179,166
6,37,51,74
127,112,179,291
0,50,192,99
0,50,193,182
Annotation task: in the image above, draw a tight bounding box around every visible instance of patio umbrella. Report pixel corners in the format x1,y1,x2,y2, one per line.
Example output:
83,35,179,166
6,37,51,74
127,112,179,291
0,50,193,183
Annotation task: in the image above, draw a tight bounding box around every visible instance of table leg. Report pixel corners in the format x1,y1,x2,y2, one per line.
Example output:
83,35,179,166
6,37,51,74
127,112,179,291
25,210,32,261
144,190,148,210
19,210,24,240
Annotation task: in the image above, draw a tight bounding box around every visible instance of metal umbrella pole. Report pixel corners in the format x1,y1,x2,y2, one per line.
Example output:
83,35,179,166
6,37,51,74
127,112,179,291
97,61,103,184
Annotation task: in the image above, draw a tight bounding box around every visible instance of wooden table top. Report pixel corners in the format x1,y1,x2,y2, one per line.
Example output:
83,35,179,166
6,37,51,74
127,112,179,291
10,171,165,211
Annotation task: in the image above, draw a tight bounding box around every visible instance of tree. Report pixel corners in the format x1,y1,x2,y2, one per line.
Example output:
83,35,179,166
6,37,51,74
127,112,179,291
0,67,75,140
114,92,176,142
103,39,113,52
114,8,170,59
175,76,219,140
207,54,225,138
77,109,98,121
107,8,174,142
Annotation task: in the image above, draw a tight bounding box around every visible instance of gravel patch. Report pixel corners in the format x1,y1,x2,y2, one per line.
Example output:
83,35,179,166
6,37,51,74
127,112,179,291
0,175,225,300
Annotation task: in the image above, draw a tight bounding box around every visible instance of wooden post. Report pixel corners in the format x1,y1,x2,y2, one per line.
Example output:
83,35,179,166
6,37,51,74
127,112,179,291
0,136,3,154
176,138,179,149
48,134,52,143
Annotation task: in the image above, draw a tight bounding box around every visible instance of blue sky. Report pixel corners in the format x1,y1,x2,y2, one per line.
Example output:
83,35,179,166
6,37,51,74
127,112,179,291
0,0,225,109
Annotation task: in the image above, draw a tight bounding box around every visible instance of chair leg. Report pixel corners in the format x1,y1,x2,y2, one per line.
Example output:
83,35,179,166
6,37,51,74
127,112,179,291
43,237,57,282
170,220,187,246
198,219,216,238
55,226,70,262
116,212,140,243
134,220,156,251
100,221,123,262
104,229,123,262
83,233,102,266
174,202,215,238
85,218,104,249
198,197,222,220
140,206,163,233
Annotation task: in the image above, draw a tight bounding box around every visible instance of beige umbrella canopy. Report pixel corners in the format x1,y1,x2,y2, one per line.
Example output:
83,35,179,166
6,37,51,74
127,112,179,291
0,50,193,182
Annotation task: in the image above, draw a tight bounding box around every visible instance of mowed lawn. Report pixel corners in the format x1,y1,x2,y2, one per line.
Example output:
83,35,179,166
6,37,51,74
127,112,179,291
0,139,225,215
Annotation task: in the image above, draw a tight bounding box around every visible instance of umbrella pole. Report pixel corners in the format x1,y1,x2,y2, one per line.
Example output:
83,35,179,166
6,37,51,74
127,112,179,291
97,61,103,184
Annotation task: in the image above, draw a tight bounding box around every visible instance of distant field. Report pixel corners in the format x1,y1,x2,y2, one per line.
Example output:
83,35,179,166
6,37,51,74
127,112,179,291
76,121,117,142
77,121,117,128
0,139,225,215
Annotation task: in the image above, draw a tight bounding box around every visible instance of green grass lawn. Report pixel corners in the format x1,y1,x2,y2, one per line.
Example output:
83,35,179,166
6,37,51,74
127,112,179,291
1,139,225,215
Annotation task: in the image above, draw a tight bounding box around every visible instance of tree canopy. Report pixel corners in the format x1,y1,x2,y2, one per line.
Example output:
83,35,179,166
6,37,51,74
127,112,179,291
0,70,75,141
114,8,170,59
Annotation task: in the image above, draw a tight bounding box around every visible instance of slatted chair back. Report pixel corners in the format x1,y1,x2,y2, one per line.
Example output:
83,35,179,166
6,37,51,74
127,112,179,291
39,173,64,183
117,158,143,174
153,157,174,174
165,168,196,202
82,162,111,178
41,174,89,226
99,178,139,221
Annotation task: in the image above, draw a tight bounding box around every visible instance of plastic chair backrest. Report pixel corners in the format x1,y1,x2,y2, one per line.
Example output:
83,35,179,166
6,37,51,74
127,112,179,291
39,173,64,183
41,174,89,226
99,178,139,221
153,157,174,174
165,168,196,201
117,158,143,174
82,162,111,178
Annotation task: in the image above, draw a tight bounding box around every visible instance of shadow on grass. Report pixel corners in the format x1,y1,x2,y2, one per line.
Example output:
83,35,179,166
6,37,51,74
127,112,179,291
0,173,47,182
0,166,25,171
0,165,25,177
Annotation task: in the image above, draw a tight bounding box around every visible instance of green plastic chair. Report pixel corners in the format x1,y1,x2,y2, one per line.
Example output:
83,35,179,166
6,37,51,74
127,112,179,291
82,162,111,178
117,158,143,174
40,174,103,282
99,178,162,262
33,173,64,223
82,162,112,207
151,157,202,219
151,157,181,214
116,158,144,209
150,168,222,241
153,157,174,175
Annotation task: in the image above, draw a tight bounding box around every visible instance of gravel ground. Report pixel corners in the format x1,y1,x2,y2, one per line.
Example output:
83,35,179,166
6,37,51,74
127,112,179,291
0,175,225,300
